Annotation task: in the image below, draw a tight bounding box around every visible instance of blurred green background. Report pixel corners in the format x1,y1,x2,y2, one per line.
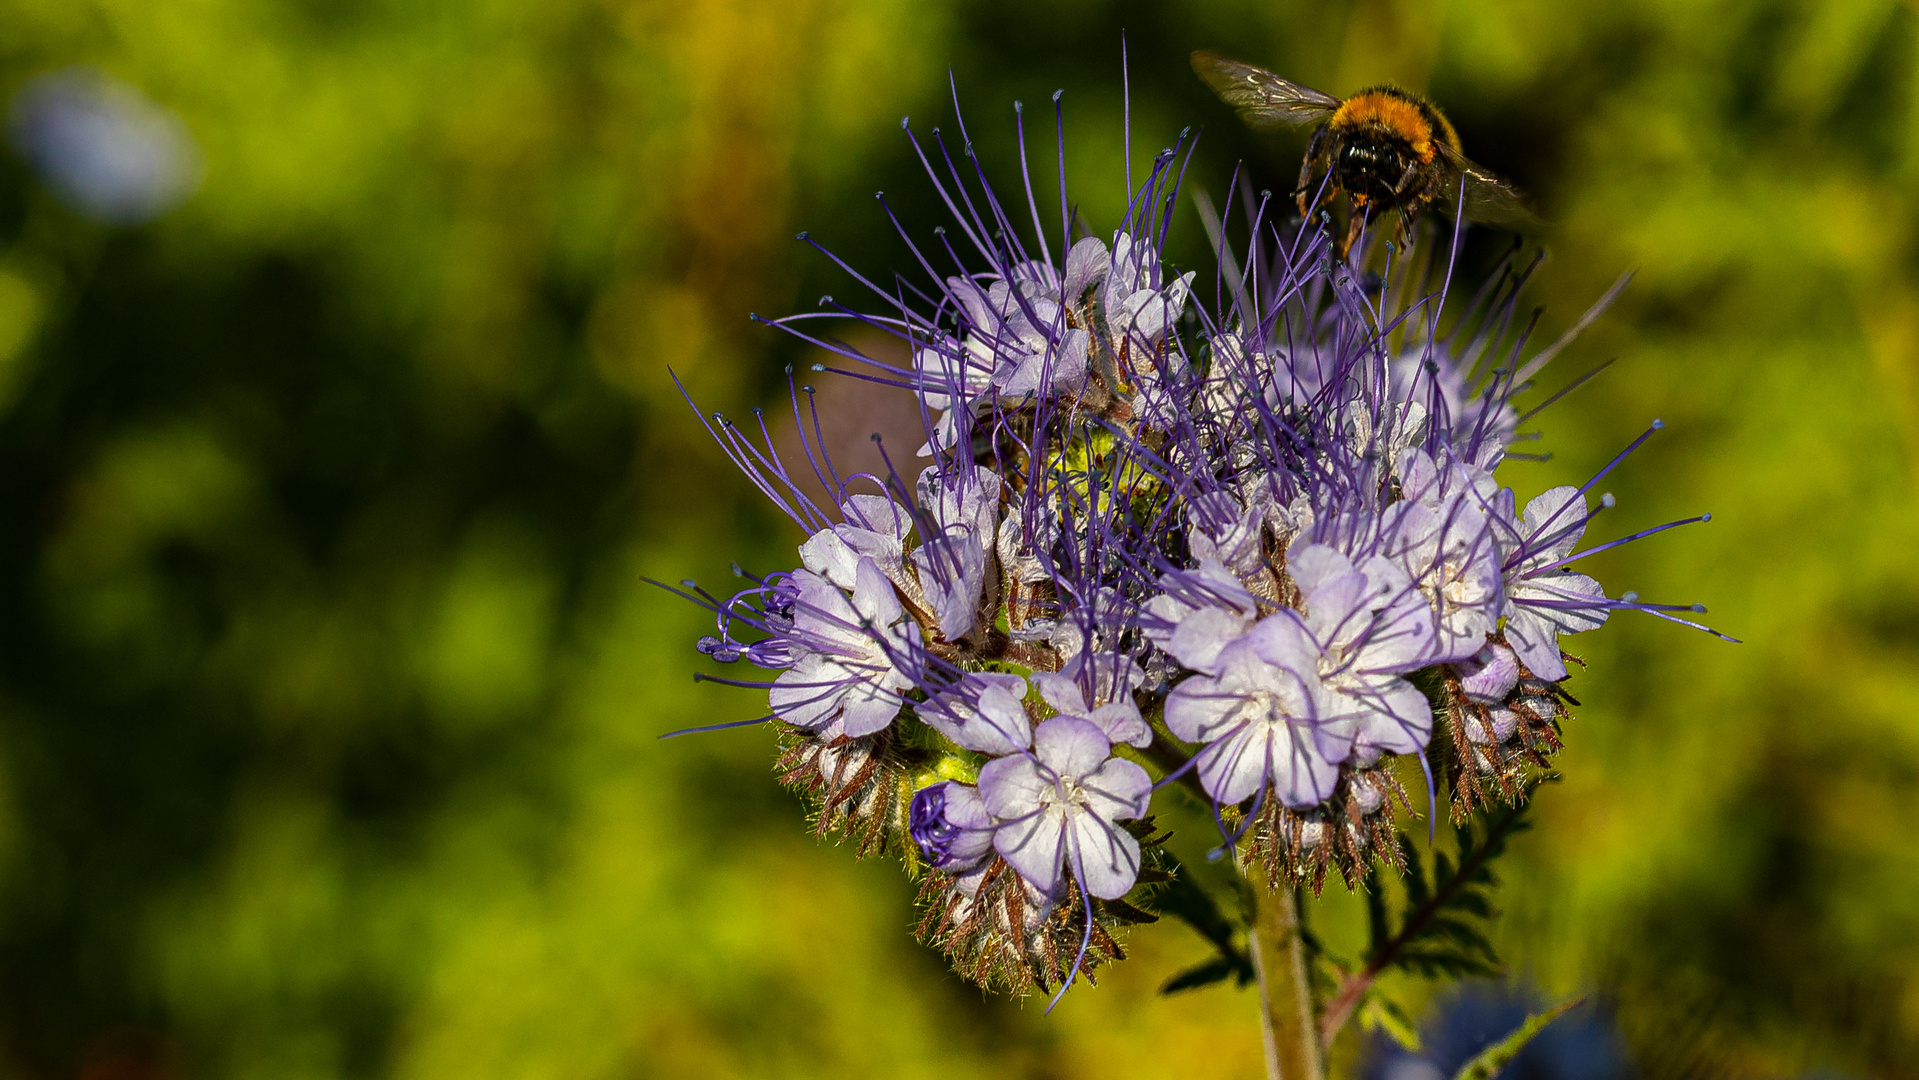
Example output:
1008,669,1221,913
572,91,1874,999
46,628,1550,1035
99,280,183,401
0,0,1914,1076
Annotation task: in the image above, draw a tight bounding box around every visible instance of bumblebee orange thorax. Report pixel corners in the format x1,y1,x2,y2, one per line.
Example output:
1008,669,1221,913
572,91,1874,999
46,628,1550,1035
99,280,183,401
1330,88,1456,163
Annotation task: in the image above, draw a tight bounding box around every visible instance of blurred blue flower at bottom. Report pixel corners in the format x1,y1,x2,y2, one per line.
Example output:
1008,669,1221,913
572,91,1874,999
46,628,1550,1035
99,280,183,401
1365,984,1630,1080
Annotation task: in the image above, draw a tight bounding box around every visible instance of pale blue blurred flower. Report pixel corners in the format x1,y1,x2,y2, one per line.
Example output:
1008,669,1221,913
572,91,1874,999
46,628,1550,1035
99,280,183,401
8,67,200,224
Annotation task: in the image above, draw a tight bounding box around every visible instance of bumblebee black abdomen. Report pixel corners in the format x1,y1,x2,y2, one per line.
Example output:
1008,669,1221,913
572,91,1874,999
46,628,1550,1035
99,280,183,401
1334,134,1417,202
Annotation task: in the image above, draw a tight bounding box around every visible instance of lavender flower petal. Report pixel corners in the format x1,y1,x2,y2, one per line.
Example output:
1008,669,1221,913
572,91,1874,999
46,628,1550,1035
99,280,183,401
1455,641,1520,703
921,673,1032,755
909,781,996,872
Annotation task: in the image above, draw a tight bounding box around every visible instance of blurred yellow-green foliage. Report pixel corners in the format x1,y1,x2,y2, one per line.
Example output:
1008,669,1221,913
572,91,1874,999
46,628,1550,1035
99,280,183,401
0,0,1915,1077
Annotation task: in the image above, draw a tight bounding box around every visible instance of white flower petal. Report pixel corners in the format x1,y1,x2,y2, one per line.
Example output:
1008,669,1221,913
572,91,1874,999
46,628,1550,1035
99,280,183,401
1068,813,1143,900
1521,486,1588,561
1195,724,1269,805
1063,235,1110,299
1080,757,1152,820
1033,716,1111,781
1267,721,1341,808
979,754,1048,819
993,809,1066,896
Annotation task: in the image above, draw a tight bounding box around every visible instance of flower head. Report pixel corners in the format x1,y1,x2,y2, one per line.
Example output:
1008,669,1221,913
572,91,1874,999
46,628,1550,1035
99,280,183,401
667,64,1731,999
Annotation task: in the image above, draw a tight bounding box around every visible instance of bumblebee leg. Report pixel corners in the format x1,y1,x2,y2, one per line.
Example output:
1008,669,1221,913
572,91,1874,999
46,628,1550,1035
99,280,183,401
1296,126,1329,218
1340,206,1367,261
1392,160,1421,196
1396,205,1422,250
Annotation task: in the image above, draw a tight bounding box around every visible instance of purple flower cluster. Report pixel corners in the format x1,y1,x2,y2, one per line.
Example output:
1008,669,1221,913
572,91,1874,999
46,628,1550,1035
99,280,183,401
669,84,1726,998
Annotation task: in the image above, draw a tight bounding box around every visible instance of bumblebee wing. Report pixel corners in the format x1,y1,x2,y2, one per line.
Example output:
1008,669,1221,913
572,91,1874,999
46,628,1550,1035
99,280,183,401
1191,51,1341,131
1433,143,1543,229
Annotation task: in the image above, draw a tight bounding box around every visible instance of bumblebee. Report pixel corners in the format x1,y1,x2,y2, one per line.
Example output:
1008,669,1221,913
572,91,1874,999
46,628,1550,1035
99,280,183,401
1192,50,1538,257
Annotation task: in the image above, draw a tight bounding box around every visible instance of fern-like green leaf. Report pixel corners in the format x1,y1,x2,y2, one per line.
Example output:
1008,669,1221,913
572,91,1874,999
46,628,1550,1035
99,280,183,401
1403,844,1431,907
1424,916,1500,962
1451,998,1584,1080
1394,947,1500,979
1160,954,1244,994
1367,788,1541,983
1155,857,1254,994
1365,868,1390,955
1320,779,1557,1053
1447,890,1494,919
1359,990,1423,1051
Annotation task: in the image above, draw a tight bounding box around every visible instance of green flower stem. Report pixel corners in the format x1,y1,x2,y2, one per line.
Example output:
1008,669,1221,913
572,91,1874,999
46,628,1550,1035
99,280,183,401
1247,870,1323,1080
1136,726,1322,1079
